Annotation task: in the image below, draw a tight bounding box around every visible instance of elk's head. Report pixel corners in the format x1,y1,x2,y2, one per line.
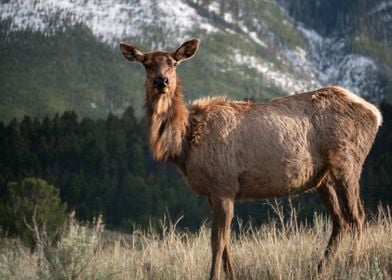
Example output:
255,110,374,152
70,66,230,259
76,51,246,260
120,39,199,96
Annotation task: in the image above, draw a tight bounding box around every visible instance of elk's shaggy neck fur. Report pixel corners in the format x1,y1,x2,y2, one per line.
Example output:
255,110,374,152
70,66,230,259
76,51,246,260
145,78,189,164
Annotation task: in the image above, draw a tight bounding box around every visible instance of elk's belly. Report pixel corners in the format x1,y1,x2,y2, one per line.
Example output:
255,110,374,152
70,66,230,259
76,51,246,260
235,165,326,200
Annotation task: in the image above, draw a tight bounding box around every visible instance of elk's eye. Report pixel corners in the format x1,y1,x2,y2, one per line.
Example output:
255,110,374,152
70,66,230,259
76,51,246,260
173,61,178,67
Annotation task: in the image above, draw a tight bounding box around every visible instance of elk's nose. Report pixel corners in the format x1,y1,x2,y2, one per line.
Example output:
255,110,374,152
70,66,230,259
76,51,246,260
153,76,169,89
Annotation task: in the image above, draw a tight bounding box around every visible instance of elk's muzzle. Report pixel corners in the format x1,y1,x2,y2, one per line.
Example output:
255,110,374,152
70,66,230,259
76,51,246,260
154,76,169,93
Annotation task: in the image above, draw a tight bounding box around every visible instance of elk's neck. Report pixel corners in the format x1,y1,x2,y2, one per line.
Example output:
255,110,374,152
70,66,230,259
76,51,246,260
145,79,189,164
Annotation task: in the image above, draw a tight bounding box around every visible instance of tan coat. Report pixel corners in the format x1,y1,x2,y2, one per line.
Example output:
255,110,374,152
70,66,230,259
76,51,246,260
180,87,381,200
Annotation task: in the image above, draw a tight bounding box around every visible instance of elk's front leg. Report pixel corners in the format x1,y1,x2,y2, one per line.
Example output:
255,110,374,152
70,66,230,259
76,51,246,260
209,196,234,280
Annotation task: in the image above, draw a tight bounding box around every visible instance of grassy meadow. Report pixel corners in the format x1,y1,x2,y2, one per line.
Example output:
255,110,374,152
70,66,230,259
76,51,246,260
1,206,391,280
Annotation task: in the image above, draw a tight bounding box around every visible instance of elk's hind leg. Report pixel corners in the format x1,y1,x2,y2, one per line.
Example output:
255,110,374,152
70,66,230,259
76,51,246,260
209,196,235,280
223,246,235,278
331,175,365,262
317,176,349,271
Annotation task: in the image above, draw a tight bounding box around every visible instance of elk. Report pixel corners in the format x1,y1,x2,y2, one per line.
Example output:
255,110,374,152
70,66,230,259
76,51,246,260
119,38,382,280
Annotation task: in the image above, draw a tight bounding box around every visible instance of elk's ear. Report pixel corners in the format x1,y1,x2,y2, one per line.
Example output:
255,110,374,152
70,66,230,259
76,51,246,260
120,42,145,63
172,38,200,62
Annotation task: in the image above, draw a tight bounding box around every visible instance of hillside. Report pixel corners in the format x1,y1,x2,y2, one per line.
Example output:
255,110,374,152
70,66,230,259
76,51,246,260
1,0,391,121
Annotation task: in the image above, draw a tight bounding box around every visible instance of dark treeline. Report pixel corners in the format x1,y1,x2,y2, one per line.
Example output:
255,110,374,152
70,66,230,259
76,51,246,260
362,101,392,209
282,0,392,47
0,102,391,232
0,107,209,231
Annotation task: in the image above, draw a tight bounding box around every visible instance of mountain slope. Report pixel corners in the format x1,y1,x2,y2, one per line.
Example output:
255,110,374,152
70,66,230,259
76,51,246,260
0,0,391,121
0,23,145,120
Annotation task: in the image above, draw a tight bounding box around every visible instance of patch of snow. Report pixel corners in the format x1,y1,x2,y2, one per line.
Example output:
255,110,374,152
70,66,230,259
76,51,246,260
327,55,379,96
296,26,323,51
224,12,234,24
233,49,319,94
297,24,382,98
204,1,268,48
282,47,317,78
0,0,217,46
248,31,267,48
237,22,267,48
369,1,392,15
207,1,220,15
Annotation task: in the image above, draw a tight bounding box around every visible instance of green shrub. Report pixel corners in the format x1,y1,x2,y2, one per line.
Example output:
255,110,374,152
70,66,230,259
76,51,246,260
0,178,67,247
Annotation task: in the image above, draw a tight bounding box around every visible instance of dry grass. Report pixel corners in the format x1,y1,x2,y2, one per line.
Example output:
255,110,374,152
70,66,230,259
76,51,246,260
1,206,391,280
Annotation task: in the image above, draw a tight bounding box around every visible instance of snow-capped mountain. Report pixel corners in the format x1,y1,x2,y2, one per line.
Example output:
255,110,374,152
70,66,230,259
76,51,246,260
1,0,390,121
1,0,216,46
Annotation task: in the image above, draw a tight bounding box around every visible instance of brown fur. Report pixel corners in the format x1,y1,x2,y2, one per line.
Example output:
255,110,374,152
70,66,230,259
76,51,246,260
120,39,382,280
145,79,189,163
